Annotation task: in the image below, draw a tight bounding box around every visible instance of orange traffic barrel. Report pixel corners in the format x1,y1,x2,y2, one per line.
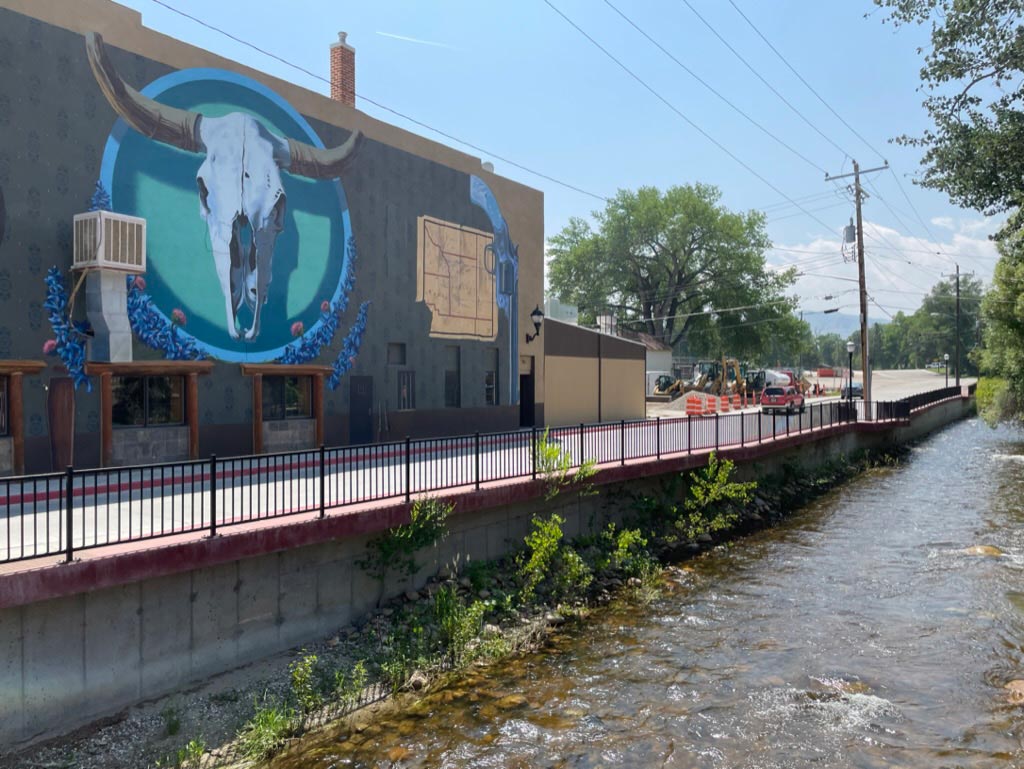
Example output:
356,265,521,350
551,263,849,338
719,394,731,412
685,394,703,416
704,395,718,414
732,394,741,409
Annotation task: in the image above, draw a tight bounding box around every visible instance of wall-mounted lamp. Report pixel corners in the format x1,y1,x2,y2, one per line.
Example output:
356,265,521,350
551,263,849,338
525,305,544,343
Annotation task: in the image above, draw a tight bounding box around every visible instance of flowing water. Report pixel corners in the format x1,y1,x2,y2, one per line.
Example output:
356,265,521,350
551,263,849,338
280,418,1024,768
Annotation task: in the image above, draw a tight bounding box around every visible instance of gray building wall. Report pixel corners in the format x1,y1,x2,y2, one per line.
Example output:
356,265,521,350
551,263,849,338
0,1,543,473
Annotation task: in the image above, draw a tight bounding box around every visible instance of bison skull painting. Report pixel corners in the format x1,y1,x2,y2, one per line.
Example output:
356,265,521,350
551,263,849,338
86,32,362,342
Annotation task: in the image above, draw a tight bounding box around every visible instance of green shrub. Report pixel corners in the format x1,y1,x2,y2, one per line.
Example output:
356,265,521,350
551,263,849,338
358,497,452,602
519,513,565,601
160,706,181,737
976,376,1017,426
176,738,205,769
675,452,754,541
238,696,295,761
434,584,488,664
534,428,597,501
289,650,322,717
602,523,656,579
334,659,368,711
518,513,593,603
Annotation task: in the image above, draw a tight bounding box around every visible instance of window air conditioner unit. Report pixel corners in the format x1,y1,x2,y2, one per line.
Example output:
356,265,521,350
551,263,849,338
72,211,147,273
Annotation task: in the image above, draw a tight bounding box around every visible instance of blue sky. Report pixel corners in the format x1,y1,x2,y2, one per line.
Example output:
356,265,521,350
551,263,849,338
115,0,1000,320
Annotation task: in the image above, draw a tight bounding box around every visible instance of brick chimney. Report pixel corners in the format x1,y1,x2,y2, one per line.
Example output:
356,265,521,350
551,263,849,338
330,32,355,107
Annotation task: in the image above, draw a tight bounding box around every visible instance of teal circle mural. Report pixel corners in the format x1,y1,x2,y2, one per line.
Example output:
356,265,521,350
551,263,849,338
100,68,353,362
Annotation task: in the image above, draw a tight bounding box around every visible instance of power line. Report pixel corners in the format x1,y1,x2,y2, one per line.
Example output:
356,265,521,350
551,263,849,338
678,0,852,160
147,0,611,202
601,0,827,174
725,0,888,164
542,0,841,238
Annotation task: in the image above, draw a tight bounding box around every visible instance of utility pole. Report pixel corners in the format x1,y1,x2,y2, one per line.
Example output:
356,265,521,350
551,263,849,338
940,263,970,388
825,160,888,406
955,263,960,387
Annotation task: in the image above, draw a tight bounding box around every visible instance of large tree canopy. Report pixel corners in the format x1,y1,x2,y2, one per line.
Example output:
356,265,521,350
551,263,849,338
547,185,796,358
980,231,1024,418
876,0,1024,214
878,0,1023,420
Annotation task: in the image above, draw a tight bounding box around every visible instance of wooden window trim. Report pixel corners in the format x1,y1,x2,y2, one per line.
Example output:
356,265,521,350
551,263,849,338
0,361,46,475
86,361,213,466
240,364,329,453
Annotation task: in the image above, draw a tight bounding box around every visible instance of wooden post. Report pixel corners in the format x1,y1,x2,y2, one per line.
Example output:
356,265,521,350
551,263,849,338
186,372,199,459
313,373,325,447
100,371,113,467
9,372,24,475
252,373,263,454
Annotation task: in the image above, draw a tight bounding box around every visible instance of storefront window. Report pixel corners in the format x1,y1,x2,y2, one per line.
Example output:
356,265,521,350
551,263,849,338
263,376,312,420
112,376,185,427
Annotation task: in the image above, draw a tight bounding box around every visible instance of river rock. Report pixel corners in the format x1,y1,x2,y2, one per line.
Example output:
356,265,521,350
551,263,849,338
964,545,1004,557
482,623,501,637
405,590,420,602
459,577,473,589
409,670,428,691
697,533,713,544
478,589,491,600
1005,680,1024,703
387,746,412,761
495,694,528,710
437,564,453,580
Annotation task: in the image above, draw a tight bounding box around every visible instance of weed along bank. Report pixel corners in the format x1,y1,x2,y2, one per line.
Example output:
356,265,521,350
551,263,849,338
0,385,973,761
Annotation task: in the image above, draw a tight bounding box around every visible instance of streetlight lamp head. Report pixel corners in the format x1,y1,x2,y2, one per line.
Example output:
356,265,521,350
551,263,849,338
525,305,544,343
943,352,949,362
846,341,855,354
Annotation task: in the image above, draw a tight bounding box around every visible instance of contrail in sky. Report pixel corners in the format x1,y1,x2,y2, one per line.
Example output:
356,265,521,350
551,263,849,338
375,31,459,50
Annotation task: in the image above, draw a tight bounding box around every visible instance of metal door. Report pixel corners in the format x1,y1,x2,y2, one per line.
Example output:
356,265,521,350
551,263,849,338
349,376,373,445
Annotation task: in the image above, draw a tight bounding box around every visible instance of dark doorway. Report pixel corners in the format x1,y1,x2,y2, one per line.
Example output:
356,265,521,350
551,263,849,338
349,376,373,445
519,373,535,427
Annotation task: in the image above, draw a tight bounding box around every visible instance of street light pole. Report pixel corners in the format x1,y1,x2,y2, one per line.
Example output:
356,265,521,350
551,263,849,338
944,352,949,388
847,340,855,407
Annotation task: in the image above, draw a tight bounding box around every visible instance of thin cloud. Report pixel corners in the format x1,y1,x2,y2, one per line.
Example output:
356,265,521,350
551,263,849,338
375,31,460,50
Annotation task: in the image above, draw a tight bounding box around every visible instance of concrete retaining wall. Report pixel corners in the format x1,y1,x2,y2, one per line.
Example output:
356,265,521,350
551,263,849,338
0,397,973,748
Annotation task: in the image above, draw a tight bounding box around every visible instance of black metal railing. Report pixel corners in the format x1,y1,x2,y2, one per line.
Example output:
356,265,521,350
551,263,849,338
903,386,962,412
0,389,959,565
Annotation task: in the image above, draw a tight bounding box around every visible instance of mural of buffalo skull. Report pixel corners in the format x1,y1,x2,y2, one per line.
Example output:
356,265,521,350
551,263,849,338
86,32,362,341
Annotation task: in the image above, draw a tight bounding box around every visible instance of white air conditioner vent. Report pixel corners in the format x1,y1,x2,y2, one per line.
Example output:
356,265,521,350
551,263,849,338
72,211,146,273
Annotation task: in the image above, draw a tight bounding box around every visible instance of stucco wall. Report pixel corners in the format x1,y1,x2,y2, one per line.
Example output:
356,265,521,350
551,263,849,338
544,356,600,426
600,358,645,421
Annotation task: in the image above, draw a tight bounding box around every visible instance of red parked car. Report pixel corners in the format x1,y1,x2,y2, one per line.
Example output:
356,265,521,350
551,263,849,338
761,385,805,414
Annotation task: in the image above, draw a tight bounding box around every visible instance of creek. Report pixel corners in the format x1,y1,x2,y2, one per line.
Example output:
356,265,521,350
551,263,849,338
277,418,1024,768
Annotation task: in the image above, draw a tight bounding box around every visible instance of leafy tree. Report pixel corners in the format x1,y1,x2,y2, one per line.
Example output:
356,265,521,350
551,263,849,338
875,0,1022,418
875,0,1024,216
547,185,796,354
979,232,1024,420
